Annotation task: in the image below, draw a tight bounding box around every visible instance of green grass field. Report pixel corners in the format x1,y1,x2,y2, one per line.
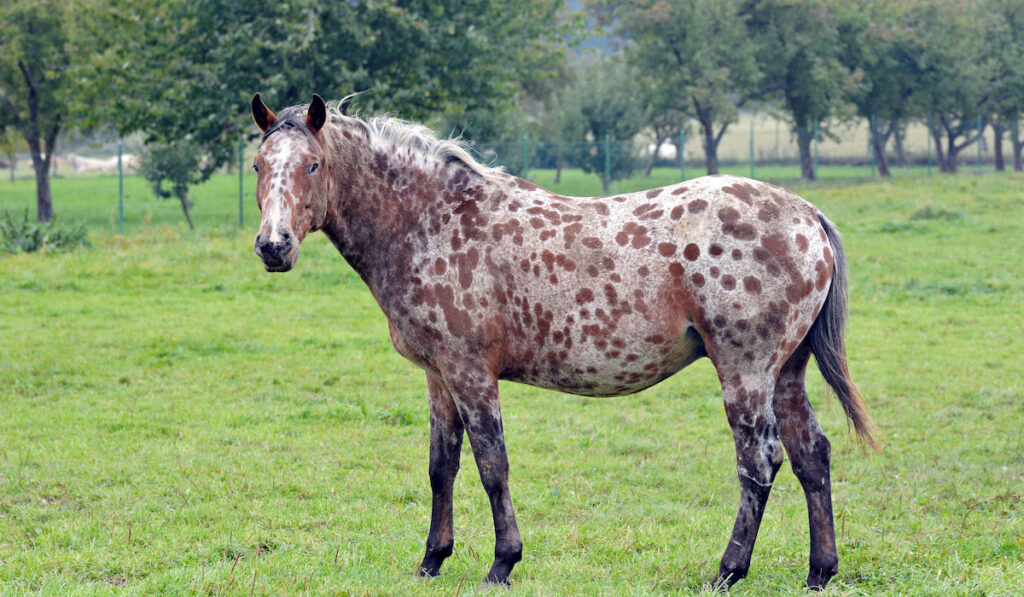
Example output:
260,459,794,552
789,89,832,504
1,169,1022,595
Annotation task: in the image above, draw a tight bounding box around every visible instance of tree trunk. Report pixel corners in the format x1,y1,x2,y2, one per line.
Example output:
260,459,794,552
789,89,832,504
28,147,53,222
179,191,195,230
892,125,908,167
796,126,815,180
644,137,664,178
554,160,563,184
993,123,1005,172
932,125,954,173
871,118,891,178
5,152,14,183
702,122,719,176
1012,122,1023,172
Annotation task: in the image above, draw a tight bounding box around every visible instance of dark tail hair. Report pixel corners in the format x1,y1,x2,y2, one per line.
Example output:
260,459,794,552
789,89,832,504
808,214,878,451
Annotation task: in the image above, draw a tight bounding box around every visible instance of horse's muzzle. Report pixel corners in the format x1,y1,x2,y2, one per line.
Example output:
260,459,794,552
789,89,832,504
254,235,295,272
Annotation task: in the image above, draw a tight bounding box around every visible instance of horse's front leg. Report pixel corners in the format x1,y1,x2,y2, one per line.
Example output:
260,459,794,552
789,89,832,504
418,374,466,577
443,368,523,585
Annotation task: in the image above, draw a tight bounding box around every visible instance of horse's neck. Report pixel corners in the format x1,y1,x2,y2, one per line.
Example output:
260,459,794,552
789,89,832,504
322,148,492,306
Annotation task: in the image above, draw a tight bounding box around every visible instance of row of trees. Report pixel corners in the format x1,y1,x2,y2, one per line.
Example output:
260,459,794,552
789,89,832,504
3,0,1023,223
526,0,1024,186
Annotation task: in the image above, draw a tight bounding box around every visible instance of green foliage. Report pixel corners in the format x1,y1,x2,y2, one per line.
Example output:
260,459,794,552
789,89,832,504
104,0,576,179
590,0,762,175
138,141,206,229
743,0,860,178
557,57,645,192
0,210,89,254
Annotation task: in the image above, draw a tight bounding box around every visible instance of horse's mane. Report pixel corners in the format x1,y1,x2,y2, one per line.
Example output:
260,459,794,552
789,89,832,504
264,98,504,182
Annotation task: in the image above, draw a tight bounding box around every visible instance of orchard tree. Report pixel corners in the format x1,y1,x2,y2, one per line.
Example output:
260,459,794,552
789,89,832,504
909,0,991,173
591,0,762,175
745,0,858,180
0,1,104,221
982,0,1024,171
560,57,645,193
838,2,924,177
138,140,207,230
108,0,574,178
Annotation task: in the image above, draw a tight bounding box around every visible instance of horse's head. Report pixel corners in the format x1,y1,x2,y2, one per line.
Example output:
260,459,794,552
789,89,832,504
250,93,330,272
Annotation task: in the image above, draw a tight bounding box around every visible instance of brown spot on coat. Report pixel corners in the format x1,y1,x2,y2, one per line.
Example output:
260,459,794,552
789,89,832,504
743,276,762,294
658,243,677,257
683,243,700,261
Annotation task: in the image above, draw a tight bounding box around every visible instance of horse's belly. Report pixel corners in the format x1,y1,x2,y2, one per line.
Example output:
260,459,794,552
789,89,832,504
501,324,705,397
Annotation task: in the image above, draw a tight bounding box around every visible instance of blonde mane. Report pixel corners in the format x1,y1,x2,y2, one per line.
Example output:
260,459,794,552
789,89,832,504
323,99,504,182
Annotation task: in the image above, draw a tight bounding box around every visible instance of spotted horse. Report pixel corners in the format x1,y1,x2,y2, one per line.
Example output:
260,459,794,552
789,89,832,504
249,94,876,591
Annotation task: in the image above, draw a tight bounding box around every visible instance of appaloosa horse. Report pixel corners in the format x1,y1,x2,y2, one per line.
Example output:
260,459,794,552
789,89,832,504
249,94,875,590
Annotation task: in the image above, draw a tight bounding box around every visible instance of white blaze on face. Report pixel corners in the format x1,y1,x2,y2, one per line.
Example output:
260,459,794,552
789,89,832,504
259,133,303,243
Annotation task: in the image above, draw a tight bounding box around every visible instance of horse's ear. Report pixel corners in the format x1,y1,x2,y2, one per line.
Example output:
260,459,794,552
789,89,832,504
307,94,327,133
252,93,276,133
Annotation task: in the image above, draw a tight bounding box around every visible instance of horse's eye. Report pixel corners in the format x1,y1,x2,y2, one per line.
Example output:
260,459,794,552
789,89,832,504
252,163,259,173
308,163,319,174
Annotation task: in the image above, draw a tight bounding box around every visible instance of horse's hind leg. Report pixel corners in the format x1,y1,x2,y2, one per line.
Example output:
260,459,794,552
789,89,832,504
773,345,839,590
418,375,465,577
713,371,784,590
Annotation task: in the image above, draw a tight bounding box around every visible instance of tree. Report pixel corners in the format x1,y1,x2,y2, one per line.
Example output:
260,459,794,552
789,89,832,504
0,1,83,220
909,0,991,173
107,0,574,180
745,0,859,180
837,2,924,177
590,0,763,176
982,0,1024,172
138,140,206,230
559,57,645,193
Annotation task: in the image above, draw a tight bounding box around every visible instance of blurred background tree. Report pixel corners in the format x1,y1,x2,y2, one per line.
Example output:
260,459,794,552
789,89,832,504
0,0,108,221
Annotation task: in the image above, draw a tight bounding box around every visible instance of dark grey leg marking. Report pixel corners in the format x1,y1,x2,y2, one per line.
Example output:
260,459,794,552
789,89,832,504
418,375,465,577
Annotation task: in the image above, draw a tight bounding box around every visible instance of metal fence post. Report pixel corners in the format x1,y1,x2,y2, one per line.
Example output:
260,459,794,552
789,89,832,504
870,114,877,179
927,114,933,175
977,115,984,173
238,137,244,227
522,134,529,180
749,120,755,179
813,120,819,180
679,130,686,181
118,140,124,234
604,134,611,192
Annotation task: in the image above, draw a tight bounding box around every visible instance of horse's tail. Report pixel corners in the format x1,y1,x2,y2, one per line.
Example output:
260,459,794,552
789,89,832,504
808,214,878,451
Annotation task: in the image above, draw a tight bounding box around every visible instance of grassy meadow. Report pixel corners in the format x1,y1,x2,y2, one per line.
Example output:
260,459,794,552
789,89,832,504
0,168,1022,595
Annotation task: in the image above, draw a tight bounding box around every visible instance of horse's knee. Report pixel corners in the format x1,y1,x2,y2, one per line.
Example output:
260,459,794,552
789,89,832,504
428,459,459,491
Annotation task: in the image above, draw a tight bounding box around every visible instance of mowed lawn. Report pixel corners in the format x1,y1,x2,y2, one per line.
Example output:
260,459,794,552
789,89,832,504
0,169,1021,595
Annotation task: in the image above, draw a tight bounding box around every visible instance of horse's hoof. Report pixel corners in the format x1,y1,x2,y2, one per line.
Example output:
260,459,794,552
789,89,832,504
708,573,737,593
805,572,834,591
480,575,512,589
